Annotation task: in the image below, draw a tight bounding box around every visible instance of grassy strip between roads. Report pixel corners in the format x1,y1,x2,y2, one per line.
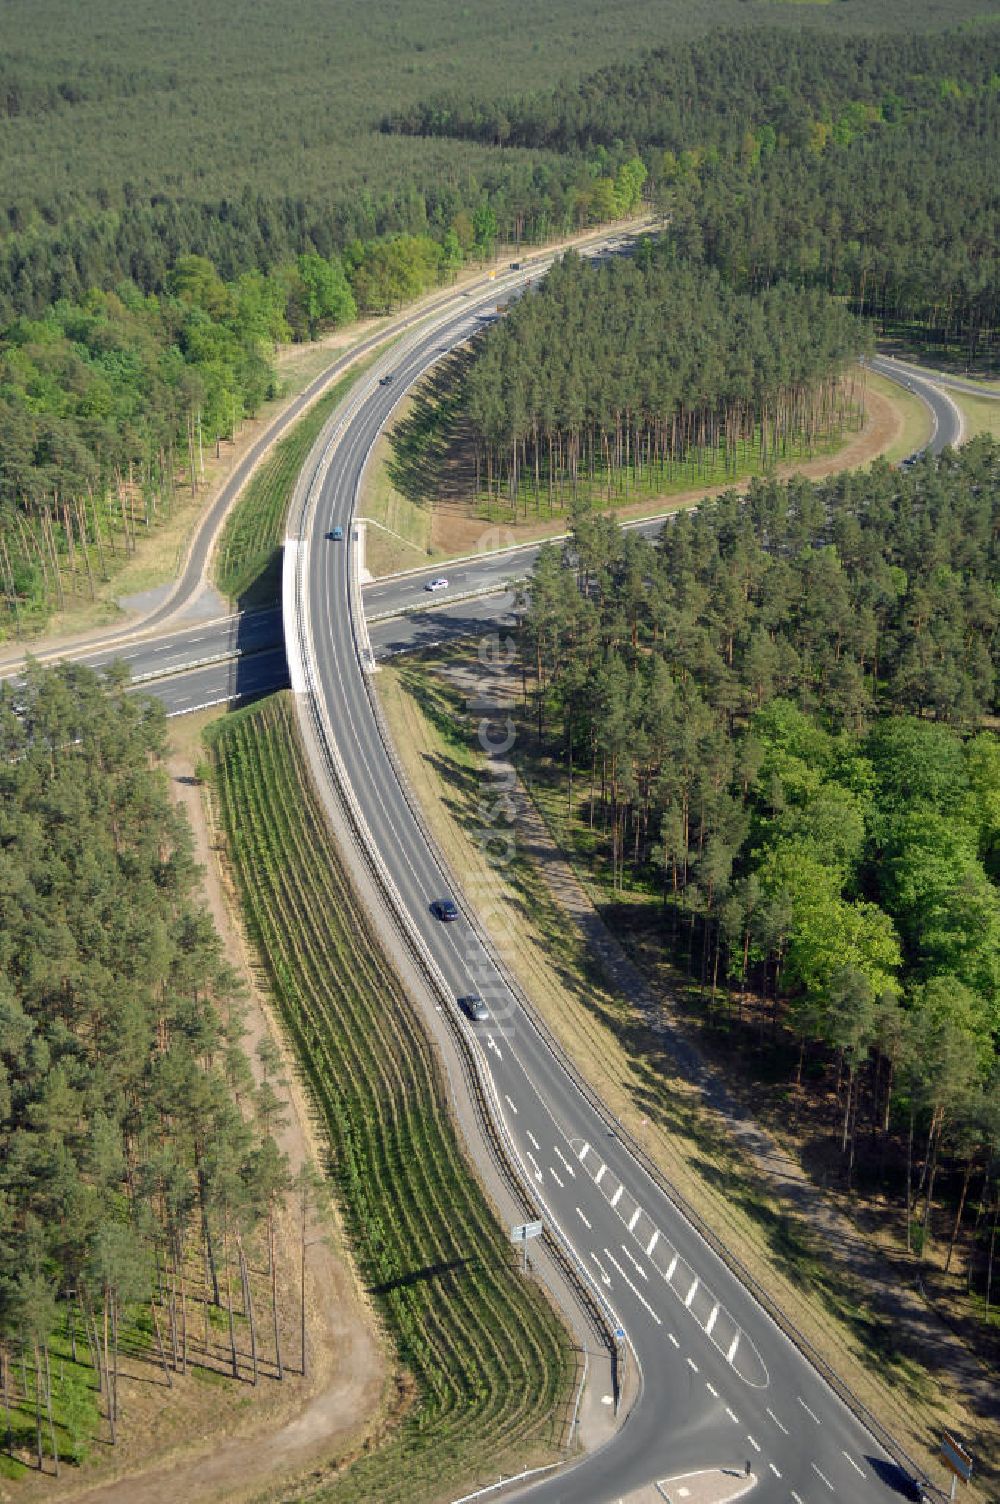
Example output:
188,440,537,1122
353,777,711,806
214,354,379,606
376,650,993,1498
206,694,573,1504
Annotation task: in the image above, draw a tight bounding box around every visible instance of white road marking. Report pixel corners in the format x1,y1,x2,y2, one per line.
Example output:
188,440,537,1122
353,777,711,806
646,1229,660,1256
487,1035,502,1059
553,1145,576,1178
726,1407,739,1424
665,1253,678,1280
684,1276,700,1307
504,1094,518,1114
705,1303,719,1336
604,1250,662,1325
766,1407,788,1434
747,1434,760,1452
619,1245,648,1280
811,1462,834,1490
527,1152,543,1182
668,1332,679,1348
798,1397,821,1424
686,1357,698,1372
590,1252,611,1286
550,1168,564,1188
843,1452,865,1477
576,1207,592,1230
791,1493,805,1504
727,1332,740,1363
578,1141,591,1162
594,1163,607,1185
706,1382,719,1398
627,1207,641,1232
768,1463,781,1478
527,1131,540,1151
610,1184,624,1208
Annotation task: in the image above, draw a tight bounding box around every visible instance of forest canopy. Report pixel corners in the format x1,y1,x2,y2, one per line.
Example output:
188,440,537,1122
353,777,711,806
0,662,288,1466
385,27,1000,359
521,439,1000,1279
463,252,869,508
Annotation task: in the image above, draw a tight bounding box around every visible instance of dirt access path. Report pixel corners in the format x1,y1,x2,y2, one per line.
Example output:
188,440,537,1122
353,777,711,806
377,661,995,1500
29,717,389,1504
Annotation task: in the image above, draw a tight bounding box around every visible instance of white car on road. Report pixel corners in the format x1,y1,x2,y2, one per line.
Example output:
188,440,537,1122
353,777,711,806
425,578,449,592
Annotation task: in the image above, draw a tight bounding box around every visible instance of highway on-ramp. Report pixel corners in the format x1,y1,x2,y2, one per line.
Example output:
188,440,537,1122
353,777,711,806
285,284,934,1504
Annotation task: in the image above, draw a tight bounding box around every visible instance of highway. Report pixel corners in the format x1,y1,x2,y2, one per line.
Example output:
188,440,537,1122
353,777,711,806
126,350,964,712
866,354,964,455
285,281,934,1503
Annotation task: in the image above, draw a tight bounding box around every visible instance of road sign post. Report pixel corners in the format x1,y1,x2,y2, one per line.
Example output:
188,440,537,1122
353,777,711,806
940,1434,973,1500
510,1220,543,1272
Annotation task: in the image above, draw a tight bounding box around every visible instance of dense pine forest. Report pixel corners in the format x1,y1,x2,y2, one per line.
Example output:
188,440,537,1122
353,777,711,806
386,28,1000,361
0,664,291,1471
520,440,1000,1292
464,254,868,511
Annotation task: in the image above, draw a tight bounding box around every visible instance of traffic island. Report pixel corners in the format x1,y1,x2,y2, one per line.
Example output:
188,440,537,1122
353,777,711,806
619,1468,757,1504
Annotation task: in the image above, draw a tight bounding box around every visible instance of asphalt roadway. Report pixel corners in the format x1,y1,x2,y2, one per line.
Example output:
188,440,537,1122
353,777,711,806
80,345,955,718
287,282,934,1504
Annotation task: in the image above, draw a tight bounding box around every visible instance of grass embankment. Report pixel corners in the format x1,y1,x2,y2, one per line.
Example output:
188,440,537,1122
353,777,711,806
376,650,992,1497
955,394,1000,443
207,694,573,1504
214,356,378,607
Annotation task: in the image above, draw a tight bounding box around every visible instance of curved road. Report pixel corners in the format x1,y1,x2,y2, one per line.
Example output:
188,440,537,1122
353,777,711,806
286,288,933,1504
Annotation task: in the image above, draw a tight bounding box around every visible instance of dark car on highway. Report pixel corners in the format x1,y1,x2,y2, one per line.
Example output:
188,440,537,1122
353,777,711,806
330,525,344,541
431,898,459,921
458,994,489,1022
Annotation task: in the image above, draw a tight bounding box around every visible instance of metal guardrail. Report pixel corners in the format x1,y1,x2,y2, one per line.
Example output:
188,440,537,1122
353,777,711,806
282,309,624,1442
282,262,936,1504
362,625,937,1499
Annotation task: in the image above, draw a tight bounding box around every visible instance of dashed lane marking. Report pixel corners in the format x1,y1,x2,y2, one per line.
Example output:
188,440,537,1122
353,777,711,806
620,1244,648,1280
766,1407,788,1435
798,1397,821,1424
747,1435,760,1452
843,1453,864,1477
576,1207,592,1229
504,1094,518,1114
527,1153,543,1182
811,1462,834,1490
726,1408,739,1424
686,1357,698,1372
604,1249,662,1325
550,1168,564,1188
553,1145,576,1178
668,1333,680,1348
590,1252,611,1286
706,1382,719,1398
572,1137,768,1387
526,1131,540,1151
768,1463,781,1478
